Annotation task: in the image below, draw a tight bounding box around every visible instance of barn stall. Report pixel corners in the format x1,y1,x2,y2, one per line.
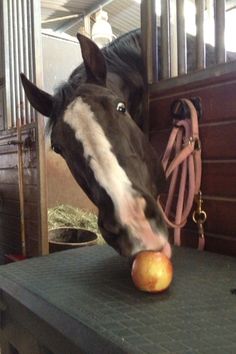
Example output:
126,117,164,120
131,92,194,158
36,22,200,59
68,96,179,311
0,0,235,353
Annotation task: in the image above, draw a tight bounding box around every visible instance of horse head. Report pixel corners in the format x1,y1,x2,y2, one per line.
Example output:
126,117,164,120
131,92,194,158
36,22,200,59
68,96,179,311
21,33,171,258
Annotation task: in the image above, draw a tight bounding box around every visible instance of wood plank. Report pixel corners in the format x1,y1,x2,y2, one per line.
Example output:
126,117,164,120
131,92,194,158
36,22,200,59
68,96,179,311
26,238,40,257
200,122,236,160
201,161,236,198
0,168,37,185
0,150,37,169
150,130,236,198
170,228,236,257
150,120,236,160
0,215,40,257
25,221,40,242
0,200,20,217
0,214,20,233
164,195,236,238
0,184,38,203
187,197,236,238
149,79,236,131
0,152,18,169
0,200,38,221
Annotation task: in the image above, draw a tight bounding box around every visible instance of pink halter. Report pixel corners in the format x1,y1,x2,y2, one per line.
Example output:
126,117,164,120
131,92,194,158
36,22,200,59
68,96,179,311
157,98,205,250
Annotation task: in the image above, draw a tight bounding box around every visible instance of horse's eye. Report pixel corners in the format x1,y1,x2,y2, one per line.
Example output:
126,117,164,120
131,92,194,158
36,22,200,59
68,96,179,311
116,102,126,113
51,144,62,155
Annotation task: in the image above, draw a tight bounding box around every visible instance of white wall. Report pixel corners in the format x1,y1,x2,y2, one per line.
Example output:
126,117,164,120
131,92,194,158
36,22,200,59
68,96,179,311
42,33,83,94
42,33,97,212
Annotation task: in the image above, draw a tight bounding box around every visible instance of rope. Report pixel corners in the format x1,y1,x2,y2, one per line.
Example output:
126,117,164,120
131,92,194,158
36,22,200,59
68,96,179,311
157,98,205,250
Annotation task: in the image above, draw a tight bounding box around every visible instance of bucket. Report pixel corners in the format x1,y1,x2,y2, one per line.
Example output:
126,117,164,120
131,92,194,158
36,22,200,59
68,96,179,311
49,227,98,253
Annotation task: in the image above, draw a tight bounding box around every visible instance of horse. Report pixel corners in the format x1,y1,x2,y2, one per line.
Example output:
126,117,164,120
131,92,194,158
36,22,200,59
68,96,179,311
21,29,172,258
21,29,235,258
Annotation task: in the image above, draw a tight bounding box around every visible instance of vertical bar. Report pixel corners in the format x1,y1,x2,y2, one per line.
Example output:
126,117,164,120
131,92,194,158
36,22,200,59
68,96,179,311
22,0,30,124
17,0,26,126
176,0,187,75
169,0,178,77
12,0,20,125
16,119,26,257
0,2,4,131
8,0,16,128
84,15,91,38
2,0,10,129
27,0,36,122
31,0,49,255
141,0,158,84
215,0,226,64
27,0,35,122
161,0,171,79
196,0,206,70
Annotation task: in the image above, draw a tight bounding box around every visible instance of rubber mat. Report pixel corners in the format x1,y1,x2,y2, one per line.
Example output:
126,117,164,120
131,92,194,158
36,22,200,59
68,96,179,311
0,245,235,354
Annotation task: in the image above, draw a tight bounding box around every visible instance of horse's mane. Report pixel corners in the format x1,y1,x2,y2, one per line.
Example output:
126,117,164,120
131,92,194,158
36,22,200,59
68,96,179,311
68,28,143,86
49,29,144,129
102,29,143,82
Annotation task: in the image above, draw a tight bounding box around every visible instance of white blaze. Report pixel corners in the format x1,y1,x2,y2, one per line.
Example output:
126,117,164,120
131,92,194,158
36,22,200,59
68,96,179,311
63,97,167,254
63,97,136,217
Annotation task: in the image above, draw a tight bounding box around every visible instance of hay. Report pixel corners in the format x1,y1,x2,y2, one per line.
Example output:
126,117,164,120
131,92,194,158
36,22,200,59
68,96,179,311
48,204,105,244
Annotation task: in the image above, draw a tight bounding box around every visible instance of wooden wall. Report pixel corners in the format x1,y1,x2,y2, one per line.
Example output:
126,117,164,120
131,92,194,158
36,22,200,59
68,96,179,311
0,126,44,263
149,71,236,257
46,147,97,212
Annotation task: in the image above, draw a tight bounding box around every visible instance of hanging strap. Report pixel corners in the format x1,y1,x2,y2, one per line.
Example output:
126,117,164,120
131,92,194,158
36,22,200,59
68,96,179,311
157,98,205,250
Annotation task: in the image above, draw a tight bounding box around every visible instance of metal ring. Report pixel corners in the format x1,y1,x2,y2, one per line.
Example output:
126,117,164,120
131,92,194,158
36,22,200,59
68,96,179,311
192,210,207,224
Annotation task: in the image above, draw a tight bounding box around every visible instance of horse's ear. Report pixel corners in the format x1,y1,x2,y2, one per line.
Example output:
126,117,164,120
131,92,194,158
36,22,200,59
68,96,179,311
77,33,107,86
20,73,54,117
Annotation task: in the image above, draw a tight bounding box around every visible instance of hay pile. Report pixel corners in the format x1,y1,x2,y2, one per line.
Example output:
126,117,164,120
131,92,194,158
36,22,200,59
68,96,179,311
48,204,105,244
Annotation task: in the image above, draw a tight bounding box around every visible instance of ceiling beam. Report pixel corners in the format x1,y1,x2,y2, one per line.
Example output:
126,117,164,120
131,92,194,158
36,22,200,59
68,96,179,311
54,0,116,33
42,14,80,24
84,0,115,17
226,0,236,11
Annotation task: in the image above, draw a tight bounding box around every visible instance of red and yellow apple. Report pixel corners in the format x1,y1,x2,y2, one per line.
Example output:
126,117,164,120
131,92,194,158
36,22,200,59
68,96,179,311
131,251,173,293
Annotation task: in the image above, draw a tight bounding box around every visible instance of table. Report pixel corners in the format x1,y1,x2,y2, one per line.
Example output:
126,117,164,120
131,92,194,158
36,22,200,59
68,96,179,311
0,245,235,354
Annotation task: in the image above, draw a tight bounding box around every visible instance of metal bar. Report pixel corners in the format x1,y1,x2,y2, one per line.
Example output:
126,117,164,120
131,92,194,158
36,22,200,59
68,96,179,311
17,0,26,126
169,0,178,77
32,0,49,256
176,0,187,75
42,14,80,24
12,0,20,125
161,0,171,79
22,0,30,124
0,140,23,147
150,60,236,94
54,15,84,33
2,0,10,130
27,0,36,122
196,0,206,70
16,119,26,257
8,0,16,128
141,0,158,84
215,0,226,64
27,0,34,83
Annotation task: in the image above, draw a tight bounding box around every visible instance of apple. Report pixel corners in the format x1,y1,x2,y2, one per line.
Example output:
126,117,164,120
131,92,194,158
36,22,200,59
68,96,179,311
131,251,173,293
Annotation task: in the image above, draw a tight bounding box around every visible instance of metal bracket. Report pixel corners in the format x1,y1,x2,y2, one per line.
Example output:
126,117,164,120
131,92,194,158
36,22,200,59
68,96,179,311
0,130,35,148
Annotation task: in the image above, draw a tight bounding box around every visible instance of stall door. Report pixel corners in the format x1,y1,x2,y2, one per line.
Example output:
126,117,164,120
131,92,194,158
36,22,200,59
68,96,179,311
0,0,48,262
149,65,236,257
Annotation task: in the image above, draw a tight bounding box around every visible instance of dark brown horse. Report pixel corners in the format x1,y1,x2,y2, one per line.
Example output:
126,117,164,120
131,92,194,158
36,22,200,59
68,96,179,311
21,30,171,258
20,27,236,258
